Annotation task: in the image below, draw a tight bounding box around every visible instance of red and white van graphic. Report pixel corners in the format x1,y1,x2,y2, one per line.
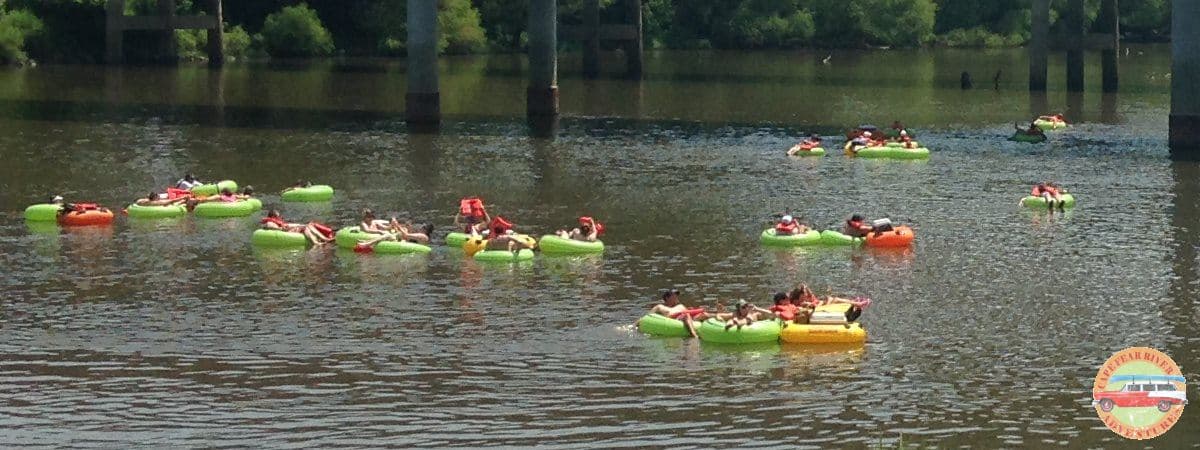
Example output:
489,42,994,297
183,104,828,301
1092,375,1188,412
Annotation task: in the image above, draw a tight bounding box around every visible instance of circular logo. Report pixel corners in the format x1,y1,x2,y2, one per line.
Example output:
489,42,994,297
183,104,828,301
1092,347,1187,439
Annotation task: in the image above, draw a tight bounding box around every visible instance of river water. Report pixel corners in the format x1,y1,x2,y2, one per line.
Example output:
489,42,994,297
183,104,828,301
0,45,1196,448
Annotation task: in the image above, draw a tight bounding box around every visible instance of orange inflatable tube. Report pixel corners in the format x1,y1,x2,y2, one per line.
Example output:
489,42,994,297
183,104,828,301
58,208,115,226
864,225,914,248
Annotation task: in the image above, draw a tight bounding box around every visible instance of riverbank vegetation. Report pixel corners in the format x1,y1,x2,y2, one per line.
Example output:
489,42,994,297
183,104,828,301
0,0,1175,64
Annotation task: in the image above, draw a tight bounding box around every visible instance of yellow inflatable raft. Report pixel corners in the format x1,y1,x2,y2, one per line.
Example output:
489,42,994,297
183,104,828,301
779,304,867,344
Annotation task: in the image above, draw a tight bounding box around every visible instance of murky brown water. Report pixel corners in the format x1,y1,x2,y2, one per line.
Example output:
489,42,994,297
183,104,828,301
0,45,1196,447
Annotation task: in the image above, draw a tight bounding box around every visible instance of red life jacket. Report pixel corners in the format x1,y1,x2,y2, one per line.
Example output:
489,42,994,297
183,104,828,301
166,188,192,200
775,221,798,234
770,304,799,321
261,216,288,228
490,215,513,235
310,222,334,238
461,197,486,218
74,203,99,212
579,216,605,235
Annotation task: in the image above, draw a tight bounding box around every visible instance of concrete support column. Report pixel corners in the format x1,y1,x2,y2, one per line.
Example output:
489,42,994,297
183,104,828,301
1171,0,1200,155
1065,0,1085,92
582,0,601,78
406,0,440,126
527,0,559,117
206,0,224,67
625,0,643,79
1100,0,1119,92
105,0,125,64
157,0,177,64
1028,0,1048,91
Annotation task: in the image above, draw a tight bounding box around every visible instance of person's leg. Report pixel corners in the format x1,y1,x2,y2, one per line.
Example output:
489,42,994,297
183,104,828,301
681,314,698,339
405,232,430,244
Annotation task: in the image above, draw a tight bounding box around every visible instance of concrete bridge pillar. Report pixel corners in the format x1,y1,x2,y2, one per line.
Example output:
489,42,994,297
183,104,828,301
1028,0,1048,91
1065,0,1085,92
1172,0,1200,156
527,0,559,117
206,0,224,67
406,0,440,126
1100,0,1119,92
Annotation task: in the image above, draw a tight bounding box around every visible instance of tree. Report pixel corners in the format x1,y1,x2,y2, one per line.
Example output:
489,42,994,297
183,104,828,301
0,1,44,65
260,3,335,57
727,0,814,48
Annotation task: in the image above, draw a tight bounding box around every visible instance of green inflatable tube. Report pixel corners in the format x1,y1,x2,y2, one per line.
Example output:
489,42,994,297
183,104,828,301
760,229,821,247
538,235,605,254
24,203,61,222
252,229,309,247
193,200,258,218
1020,193,1076,209
474,248,535,262
190,180,238,196
790,147,826,157
1008,133,1047,143
819,230,864,246
281,185,334,202
885,141,918,148
335,226,432,254
446,232,470,247
857,146,930,159
697,319,782,344
126,203,187,219
1033,119,1067,131
638,314,691,337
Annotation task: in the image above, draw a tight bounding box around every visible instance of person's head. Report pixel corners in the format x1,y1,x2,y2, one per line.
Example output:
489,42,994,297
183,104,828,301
781,214,793,224
788,288,802,302
295,180,311,187
362,208,375,220
1037,182,1047,189
51,195,64,204
147,191,158,201
267,209,281,218
850,214,864,223
736,299,752,316
773,292,789,305
900,130,908,137
809,133,821,140
220,188,234,196
661,288,680,305
183,173,195,182
241,186,254,196
863,131,872,138
578,216,594,232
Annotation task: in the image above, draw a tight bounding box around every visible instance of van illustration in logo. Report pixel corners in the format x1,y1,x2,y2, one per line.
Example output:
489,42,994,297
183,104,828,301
1092,375,1188,413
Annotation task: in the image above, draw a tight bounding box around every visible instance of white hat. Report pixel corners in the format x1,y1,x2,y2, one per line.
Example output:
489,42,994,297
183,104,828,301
900,130,908,136
863,131,872,137
781,215,793,223
52,195,64,203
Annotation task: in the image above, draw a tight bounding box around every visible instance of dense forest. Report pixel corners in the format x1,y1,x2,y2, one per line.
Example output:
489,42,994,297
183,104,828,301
0,0,1173,65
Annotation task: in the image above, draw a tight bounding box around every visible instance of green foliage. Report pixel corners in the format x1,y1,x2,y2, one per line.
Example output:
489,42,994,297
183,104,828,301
863,0,937,47
260,3,335,57
3,0,1178,59
938,26,1024,47
1121,0,1169,35
438,0,487,54
223,25,252,59
727,0,813,48
0,6,43,65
